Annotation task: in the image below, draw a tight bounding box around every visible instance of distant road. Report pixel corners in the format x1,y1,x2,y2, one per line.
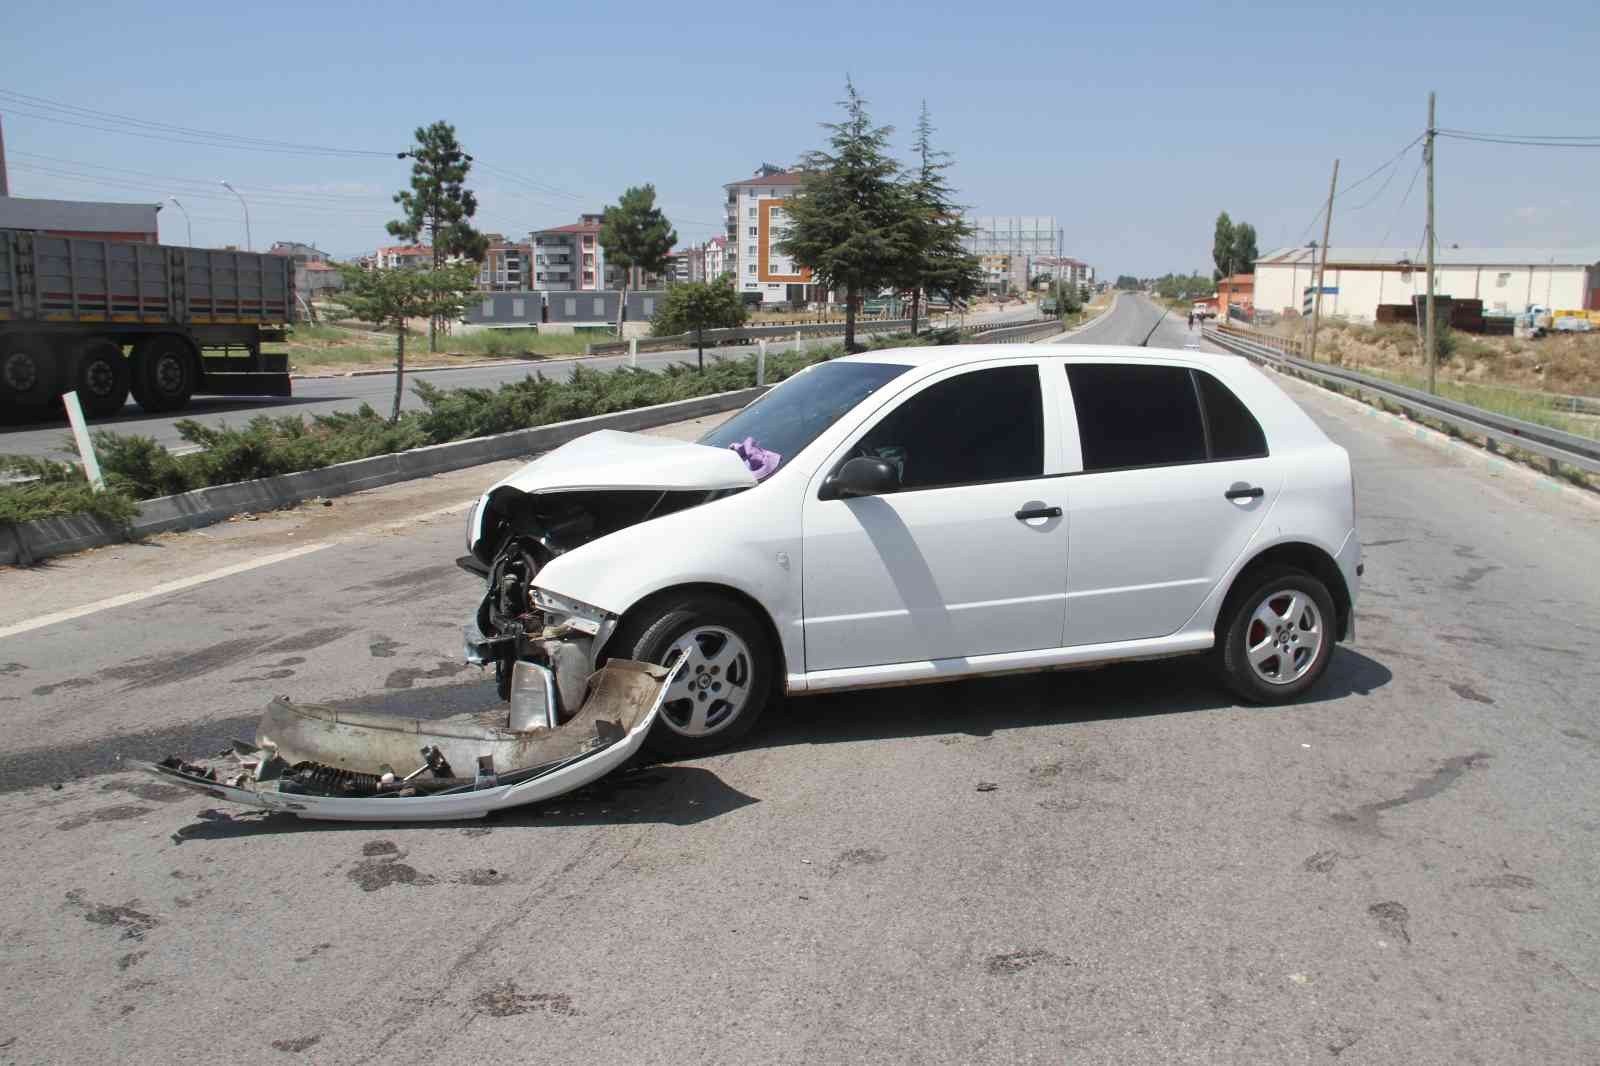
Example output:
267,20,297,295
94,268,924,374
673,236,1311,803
1058,291,1196,349
0,305,1041,459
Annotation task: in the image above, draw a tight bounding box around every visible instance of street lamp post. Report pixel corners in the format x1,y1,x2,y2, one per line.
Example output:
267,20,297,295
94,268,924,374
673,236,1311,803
219,180,251,251
166,196,192,246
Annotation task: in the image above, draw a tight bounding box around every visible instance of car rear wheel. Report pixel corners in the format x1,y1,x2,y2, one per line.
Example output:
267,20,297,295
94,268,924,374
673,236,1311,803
1214,566,1337,704
609,593,775,759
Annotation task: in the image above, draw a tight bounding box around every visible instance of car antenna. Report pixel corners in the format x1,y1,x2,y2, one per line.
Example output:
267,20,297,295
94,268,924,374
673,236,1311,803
1139,306,1167,347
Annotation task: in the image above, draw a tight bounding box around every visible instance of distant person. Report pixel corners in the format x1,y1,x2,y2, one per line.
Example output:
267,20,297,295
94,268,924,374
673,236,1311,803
1187,312,1195,329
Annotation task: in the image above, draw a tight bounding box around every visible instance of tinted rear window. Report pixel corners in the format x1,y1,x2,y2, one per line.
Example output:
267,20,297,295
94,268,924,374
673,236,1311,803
1066,363,1206,471
1195,371,1268,459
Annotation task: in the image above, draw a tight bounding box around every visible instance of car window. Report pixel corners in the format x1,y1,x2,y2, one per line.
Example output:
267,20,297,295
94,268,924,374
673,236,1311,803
1194,371,1268,459
699,360,908,478
852,365,1043,491
1066,363,1206,471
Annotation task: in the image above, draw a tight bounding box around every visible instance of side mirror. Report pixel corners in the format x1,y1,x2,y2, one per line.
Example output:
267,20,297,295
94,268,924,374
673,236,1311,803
823,456,899,500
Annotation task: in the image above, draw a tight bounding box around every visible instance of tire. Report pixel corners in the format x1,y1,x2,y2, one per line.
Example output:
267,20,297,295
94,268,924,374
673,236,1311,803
1213,565,1337,704
607,593,776,759
1,338,49,414
70,338,131,418
131,336,196,413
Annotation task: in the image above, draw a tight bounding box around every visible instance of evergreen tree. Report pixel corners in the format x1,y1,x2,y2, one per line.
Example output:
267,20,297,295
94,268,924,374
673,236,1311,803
896,102,982,335
650,276,748,371
599,184,677,336
388,121,488,351
333,263,478,421
1212,211,1235,281
779,79,907,352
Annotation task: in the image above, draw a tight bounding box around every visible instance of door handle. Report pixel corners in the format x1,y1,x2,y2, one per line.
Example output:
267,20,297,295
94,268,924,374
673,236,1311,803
1224,486,1265,500
1014,506,1062,520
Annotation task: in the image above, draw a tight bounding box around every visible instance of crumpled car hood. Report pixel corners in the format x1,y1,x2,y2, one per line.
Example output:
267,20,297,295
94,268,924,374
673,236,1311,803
487,429,757,496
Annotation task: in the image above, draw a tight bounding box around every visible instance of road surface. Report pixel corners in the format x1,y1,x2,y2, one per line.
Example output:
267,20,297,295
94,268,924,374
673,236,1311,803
1,307,1597,1063
0,306,1042,459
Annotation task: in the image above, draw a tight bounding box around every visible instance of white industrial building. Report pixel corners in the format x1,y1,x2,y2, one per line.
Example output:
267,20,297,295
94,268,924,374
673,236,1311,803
1254,246,1600,321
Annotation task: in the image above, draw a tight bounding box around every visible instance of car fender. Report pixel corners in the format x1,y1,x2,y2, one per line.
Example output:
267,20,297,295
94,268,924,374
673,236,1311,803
531,484,805,677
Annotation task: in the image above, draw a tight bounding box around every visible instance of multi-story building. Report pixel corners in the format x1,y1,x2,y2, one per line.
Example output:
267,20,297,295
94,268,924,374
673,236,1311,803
374,244,432,270
477,234,531,292
533,214,607,291
723,166,818,306
965,216,1057,295
267,241,342,298
1033,256,1095,293
664,247,702,285
703,235,728,281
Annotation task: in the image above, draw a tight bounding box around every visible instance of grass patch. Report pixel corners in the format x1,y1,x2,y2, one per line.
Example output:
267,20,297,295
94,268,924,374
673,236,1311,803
1349,366,1598,440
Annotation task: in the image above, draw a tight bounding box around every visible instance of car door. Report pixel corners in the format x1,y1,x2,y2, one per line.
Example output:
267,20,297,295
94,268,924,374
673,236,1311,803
1059,362,1280,646
800,360,1069,673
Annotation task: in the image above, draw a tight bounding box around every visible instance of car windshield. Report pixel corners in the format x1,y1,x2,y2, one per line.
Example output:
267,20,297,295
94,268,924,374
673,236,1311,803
699,360,910,480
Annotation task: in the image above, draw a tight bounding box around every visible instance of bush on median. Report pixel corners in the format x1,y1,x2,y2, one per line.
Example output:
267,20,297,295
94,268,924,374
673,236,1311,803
0,340,868,530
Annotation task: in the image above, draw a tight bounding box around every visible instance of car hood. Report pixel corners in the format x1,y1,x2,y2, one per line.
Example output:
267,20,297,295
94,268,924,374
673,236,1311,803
486,429,758,496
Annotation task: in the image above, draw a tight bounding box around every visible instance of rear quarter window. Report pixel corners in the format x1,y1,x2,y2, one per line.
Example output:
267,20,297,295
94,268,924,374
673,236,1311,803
1194,371,1268,459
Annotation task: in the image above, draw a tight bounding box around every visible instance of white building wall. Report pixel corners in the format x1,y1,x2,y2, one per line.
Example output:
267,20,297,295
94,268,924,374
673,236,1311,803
1256,261,1593,321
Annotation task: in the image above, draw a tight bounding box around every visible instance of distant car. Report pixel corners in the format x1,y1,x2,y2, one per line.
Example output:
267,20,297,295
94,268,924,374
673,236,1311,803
464,345,1362,757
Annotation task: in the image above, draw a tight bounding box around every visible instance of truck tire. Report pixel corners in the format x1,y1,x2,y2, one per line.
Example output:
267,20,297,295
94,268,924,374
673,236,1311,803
71,338,131,419
131,336,196,413
1,337,49,414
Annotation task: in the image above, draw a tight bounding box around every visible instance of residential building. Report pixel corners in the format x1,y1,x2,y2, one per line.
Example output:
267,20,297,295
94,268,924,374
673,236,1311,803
1216,273,1254,317
374,244,432,270
1033,256,1095,293
723,166,818,306
0,195,160,243
267,241,342,299
703,235,728,281
478,234,531,292
1253,246,1600,322
267,241,329,265
534,214,608,291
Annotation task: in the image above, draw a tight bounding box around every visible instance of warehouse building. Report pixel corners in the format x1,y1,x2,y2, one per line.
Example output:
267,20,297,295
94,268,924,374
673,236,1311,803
1254,246,1600,322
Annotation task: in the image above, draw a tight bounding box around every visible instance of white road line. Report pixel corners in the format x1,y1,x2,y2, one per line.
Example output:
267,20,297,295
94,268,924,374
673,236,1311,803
0,496,486,642
0,542,333,641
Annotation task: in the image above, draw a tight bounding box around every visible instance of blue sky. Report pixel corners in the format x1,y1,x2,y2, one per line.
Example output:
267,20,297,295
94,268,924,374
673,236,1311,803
7,0,1598,276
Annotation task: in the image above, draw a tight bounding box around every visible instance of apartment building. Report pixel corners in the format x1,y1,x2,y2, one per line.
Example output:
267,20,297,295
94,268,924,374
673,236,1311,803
533,214,608,291
1034,256,1096,293
723,166,817,306
374,244,432,270
478,234,531,292
704,234,727,281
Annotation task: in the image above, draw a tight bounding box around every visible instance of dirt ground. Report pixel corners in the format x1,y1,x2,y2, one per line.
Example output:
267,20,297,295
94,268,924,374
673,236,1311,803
1279,318,1600,399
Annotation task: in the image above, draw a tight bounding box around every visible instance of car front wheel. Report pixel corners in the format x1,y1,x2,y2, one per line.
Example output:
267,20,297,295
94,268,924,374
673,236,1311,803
609,593,775,759
1214,566,1337,704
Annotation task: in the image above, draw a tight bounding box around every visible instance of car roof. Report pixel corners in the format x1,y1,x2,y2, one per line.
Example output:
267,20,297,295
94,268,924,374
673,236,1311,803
836,342,1253,372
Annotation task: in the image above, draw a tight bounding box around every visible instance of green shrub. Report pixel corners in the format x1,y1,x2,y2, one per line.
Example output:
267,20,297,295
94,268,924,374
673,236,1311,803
0,455,141,528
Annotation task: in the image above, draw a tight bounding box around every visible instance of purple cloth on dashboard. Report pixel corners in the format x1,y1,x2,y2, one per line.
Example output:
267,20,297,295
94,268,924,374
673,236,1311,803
730,437,781,481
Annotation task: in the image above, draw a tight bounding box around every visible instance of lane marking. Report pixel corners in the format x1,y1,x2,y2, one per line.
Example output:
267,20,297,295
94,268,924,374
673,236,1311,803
0,496,486,642
0,542,332,641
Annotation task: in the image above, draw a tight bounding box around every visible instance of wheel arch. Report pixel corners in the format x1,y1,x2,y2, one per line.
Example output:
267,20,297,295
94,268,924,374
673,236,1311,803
602,580,789,695
1223,542,1352,641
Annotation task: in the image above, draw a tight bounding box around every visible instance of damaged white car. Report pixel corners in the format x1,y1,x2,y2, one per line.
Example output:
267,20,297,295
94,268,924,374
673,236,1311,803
463,344,1361,757
146,344,1360,820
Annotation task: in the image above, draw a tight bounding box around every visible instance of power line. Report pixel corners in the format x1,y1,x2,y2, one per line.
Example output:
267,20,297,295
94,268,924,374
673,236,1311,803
1436,131,1600,149
1438,127,1600,141
1377,154,1426,248
9,151,386,205
0,88,393,157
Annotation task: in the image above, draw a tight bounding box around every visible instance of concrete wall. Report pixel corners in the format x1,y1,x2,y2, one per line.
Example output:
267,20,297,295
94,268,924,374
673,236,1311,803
1255,261,1597,321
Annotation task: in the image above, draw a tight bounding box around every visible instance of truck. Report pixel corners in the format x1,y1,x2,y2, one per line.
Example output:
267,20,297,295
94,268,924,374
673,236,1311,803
0,229,293,420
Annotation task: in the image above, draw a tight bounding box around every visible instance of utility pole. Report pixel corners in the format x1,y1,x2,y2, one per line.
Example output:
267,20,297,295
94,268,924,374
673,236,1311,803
1307,158,1339,362
1424,90,1437,394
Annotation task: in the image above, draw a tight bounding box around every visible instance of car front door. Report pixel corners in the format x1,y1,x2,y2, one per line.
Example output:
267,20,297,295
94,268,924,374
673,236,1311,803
800,361,1069,673
1059,362,1280,645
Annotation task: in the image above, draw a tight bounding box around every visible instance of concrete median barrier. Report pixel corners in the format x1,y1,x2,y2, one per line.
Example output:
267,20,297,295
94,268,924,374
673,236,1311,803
1,387,766,567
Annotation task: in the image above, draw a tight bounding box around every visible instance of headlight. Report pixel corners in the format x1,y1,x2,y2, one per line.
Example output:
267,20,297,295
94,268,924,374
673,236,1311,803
465,497,484,554
530,587,607,636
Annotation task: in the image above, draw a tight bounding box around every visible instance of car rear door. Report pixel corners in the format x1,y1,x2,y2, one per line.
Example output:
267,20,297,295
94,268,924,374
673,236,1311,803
1059,362,1280,645
800,359,1070,672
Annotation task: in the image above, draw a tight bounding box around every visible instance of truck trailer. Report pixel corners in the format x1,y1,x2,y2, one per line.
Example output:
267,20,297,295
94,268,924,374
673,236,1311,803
0,228,293,419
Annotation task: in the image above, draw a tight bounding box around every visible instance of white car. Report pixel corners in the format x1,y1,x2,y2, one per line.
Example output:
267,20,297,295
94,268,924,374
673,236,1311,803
463,345,1361,758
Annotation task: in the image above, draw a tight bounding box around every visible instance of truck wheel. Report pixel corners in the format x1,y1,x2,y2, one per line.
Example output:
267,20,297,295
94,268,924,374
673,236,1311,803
1,340,48,413
132,337,196,413
71,339,131,418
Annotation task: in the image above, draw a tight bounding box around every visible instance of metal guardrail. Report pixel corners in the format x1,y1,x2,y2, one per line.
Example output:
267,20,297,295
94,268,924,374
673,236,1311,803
1204,326,1600,476
586,316,921,356
962,318,1062,344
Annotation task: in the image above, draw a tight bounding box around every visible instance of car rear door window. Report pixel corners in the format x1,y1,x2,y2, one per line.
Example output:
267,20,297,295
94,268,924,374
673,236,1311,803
1194,371,1268,459
856,365,1044,490
1066,363,1206,471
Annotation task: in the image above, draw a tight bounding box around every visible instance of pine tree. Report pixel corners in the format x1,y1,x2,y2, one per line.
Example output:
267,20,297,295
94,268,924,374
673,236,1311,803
897,102,982,335
599,185,677,337
388,121,488,351
779,79,907,352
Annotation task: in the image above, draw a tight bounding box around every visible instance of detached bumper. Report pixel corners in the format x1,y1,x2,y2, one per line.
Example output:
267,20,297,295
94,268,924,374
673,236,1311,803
1336,529,1362,641
134,660,677,822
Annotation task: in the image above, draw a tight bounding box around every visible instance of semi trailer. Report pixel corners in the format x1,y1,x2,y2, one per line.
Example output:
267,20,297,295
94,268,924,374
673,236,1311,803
0,228,294,420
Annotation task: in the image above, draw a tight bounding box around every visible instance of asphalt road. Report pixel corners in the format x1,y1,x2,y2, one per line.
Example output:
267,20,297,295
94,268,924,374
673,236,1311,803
2,308,1598,1063
0,306,1042,459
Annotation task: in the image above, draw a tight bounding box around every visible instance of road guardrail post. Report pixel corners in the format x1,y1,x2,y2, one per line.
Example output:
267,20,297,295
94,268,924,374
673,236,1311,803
757,340,767,386
62,391,105,491
629,338,638,368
